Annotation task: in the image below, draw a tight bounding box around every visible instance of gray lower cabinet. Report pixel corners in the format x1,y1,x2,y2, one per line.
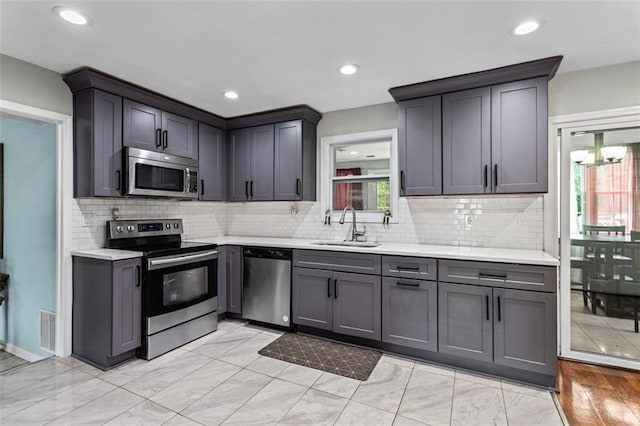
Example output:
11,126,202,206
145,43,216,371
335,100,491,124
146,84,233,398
73,89,123,197
227,246,243,314
216,246,228,314
229,125,275,201
292,267,381,340
438,282,493,363
382,278,437,351
438,282,557,376
493,288,557,375
72,256,141,369
398,96,442,196
198,123,225,201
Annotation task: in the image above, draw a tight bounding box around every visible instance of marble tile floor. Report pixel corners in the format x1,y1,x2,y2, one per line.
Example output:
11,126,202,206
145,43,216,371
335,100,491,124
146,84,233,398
0,349,29,373
570,292,640,360
0,319,564,425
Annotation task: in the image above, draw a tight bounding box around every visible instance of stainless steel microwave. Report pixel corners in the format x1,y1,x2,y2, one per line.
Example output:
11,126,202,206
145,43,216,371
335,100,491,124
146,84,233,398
125,147,198,199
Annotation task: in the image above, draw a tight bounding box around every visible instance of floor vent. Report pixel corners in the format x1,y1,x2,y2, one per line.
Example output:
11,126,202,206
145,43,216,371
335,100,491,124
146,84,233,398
39,309,56,352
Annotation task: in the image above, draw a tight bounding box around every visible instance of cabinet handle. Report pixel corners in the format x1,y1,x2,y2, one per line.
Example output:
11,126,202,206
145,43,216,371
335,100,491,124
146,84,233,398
494,164,498,187
400,170,406,191
485,295,489,321
136,265,141,287
296,178,301,196
483,165,488,188
497,296,501,322
327,277,332,298
396,266,420,272
250,181,254,197
397,281,419,287
200,179,204,196
334,279,338,299
162,130,168,149
245,181,249,198
155,129,161,148
115,170,121,191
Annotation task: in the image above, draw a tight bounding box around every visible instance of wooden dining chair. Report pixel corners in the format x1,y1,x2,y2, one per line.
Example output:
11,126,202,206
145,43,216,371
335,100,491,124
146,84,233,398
583,224,626,235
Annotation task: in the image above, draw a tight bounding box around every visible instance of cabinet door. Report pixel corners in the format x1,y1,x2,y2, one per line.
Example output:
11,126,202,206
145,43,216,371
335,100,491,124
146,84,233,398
438,282,492,363
112,258,141,356
493,289,557,375
443,87,491,195
227,246,243,314
333,272,381,340
229,129,252,201
292,267,334,331
93,90,123,197
162,111,197,159
491,77,548,193
123,99,162,151
250,124,275,200
198,123,225,201
398,96,442,196
274,120,302,201
217,246,228,314
382,278,437,351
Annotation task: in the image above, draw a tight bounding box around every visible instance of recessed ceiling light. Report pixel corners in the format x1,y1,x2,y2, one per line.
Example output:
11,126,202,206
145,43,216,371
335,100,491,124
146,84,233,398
512,20,540,36
339,64,360,75
223,91,239,99
53,6,90,26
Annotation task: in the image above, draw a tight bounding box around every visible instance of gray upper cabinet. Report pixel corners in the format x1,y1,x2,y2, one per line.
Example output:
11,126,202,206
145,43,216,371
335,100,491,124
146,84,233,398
438,282,493,363
229,128,252,201
250,125,275,201
112,258,142,356
382,278,437,351
442,87,491,195
123,99,197,160
398,96,442,196
333,272,381,340
493,288,557,375
227,245,243,315
491,77,548,193
73,89,123,197
229,125,275,201
198,123,225,201
292,267,334,331
274,120,317,201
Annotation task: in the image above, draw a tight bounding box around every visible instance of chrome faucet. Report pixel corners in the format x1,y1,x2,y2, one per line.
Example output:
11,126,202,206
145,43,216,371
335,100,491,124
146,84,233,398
339,205,367,242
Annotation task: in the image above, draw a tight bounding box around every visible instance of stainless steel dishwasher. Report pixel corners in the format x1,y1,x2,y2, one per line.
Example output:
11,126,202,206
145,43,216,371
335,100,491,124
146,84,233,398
242,247,292,328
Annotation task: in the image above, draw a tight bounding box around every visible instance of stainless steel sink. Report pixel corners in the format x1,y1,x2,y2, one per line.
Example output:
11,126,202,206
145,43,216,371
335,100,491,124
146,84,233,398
311,240,381,248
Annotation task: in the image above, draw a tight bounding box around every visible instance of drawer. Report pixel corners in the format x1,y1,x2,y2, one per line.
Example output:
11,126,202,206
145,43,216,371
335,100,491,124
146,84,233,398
293,250,381,275
439,260,557,293
382,256,437,280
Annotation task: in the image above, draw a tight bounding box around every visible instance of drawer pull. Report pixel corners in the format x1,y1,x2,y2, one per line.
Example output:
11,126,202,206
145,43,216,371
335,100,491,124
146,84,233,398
397,281,420,287
479,272,507,280
497,296,501,322
327,278,331,298
334,279,338,299
396,266,420,272
485,295,490,321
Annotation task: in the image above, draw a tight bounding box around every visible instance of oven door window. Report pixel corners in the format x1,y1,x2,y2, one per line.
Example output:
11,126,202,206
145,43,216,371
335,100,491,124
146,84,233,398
147,258,217,317
136,163,184,192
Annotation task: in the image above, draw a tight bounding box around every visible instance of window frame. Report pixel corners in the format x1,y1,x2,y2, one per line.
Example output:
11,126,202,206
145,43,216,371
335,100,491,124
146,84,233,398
320,128,399,224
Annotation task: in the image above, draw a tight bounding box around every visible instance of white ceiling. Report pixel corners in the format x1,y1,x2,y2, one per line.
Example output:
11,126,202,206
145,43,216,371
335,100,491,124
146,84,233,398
1,1,639,117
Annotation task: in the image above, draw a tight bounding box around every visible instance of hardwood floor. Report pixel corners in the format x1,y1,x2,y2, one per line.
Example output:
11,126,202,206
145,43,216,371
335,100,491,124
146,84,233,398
557,359,640,425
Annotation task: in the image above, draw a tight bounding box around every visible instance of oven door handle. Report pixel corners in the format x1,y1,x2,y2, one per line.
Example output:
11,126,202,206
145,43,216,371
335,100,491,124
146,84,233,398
148,250,218,270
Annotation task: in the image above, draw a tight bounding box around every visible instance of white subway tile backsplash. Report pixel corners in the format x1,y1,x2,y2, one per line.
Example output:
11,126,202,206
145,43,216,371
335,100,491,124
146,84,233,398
72,194,544,251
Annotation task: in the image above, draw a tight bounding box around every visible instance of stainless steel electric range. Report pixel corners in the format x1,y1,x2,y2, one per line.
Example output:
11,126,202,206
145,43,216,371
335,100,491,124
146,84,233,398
107,219,218,359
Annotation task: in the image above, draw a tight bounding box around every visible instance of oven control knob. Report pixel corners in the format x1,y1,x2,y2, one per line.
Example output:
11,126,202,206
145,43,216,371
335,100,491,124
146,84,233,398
166,223,171,229
115,226,123,233
127,225,135,232
174,223,179,229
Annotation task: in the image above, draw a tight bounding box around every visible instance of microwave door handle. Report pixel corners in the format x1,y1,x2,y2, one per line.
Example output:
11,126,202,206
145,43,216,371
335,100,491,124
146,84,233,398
185,168,190,193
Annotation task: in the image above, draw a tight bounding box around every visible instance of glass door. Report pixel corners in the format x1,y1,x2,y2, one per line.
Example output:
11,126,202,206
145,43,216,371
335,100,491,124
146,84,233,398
560,121,640,369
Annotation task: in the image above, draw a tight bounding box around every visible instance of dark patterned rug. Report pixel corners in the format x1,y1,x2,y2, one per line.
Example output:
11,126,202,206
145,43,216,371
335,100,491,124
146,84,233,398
258,333,382,381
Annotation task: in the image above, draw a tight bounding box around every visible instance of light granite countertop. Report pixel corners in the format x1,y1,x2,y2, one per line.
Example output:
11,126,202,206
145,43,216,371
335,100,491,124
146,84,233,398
72,236,559,266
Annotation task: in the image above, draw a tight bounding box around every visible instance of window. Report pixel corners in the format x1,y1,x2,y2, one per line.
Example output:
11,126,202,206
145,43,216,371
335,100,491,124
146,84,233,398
320,129,398,223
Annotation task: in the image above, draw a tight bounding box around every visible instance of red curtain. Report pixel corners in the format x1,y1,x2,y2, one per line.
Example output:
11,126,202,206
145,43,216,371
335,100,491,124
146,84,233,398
334,168,363,210
584,145,640,231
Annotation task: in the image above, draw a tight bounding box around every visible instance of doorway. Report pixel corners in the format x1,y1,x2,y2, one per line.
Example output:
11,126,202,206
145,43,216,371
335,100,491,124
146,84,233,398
555,107,640,370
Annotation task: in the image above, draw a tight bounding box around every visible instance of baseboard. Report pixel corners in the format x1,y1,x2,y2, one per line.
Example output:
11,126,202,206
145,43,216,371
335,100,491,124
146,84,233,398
1,343,47,363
